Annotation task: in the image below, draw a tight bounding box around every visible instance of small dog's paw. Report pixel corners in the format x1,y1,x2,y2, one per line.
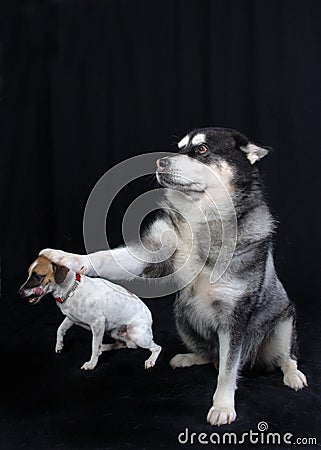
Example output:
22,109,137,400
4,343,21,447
55,343,63,353
81,361,96,371
284,370,308,391
144,359,155,369
169,354,193,369
207,405,236,426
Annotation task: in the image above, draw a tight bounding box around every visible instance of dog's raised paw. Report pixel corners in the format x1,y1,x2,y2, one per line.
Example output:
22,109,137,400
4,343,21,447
81,361,96,371
207,405,236,426
283,370,308,391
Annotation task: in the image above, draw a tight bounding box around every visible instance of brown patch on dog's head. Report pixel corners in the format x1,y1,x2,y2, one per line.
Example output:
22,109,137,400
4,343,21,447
27,256,70,285
26,256,55,287
20,256,70,293
19,256,71,304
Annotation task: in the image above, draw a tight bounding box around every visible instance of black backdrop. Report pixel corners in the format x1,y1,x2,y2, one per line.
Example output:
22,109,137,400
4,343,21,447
0,1,321,449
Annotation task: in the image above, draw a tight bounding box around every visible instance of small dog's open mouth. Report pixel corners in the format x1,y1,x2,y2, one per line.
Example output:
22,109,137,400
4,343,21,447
27,287,44,304
27,295,41,304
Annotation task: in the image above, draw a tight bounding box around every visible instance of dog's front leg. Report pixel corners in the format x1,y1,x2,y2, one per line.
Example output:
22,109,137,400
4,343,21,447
40,220,176,281
55,317,74,353
39,245,148,281
207,329,241,426
81,320,105,370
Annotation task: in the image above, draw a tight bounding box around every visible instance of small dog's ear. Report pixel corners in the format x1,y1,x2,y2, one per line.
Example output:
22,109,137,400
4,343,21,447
240,142,272,165
53,264,70,284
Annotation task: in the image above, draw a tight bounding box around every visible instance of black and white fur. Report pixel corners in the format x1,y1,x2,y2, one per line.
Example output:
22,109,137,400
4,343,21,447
40,127,307,426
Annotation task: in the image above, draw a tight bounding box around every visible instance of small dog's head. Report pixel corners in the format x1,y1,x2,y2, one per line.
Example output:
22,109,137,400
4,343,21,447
156,127,271,197
18,256,70,305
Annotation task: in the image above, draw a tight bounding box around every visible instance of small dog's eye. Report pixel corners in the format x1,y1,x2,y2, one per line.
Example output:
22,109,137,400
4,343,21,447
195,144,208,154
32,273,43,281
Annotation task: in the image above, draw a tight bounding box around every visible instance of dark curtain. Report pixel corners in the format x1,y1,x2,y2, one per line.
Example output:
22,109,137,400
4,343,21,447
0,1,320,449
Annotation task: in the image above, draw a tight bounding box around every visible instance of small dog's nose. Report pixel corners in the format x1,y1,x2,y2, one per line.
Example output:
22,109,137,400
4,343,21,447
156,158,170,171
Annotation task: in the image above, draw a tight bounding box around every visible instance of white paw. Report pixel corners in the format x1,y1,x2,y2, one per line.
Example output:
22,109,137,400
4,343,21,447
81,361,96,371
145,359,155,369
55,342,63,353
284,370,308,391
207,405,237,426
169,353,194,369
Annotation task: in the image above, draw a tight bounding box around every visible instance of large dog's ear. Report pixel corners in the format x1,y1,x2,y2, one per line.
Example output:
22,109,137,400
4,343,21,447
231,130,272,165
53,264,70,284
240,142,271,165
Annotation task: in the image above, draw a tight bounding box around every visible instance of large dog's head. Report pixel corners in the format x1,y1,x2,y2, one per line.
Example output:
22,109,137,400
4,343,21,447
156,127,271,197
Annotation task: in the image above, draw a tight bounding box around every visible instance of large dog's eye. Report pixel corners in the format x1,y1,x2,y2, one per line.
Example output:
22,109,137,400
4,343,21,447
195,144,208,154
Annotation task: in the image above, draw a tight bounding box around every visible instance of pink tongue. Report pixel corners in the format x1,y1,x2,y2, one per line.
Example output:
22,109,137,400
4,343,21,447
34,287,43,296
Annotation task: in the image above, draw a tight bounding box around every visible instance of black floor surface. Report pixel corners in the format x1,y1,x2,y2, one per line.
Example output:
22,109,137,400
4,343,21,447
1,289,320,450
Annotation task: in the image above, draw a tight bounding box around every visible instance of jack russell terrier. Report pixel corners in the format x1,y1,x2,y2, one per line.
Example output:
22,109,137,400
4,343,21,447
18,256,161,370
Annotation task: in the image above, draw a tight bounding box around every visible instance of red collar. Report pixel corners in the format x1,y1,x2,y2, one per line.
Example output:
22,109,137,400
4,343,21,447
55,273,81,304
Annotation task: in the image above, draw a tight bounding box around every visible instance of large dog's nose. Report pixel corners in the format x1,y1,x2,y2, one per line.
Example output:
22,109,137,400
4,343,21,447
156,158,170,171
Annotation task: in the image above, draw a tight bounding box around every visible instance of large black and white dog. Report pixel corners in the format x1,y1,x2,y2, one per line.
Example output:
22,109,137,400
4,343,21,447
41,127,307,426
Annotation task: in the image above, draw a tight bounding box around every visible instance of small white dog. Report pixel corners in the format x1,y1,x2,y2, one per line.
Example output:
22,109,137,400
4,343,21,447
19,256,161,370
